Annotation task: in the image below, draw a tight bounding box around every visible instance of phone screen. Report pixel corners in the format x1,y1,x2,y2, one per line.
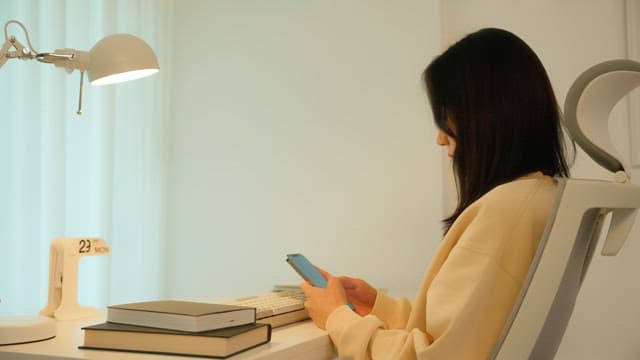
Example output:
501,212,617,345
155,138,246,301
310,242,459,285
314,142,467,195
286,253,328,288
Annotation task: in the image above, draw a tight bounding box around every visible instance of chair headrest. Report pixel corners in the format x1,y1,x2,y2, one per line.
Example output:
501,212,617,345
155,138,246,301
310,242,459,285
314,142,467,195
564,59,640,179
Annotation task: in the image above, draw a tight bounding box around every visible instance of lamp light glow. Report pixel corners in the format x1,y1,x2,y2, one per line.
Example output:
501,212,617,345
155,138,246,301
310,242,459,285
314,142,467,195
91,68,159,86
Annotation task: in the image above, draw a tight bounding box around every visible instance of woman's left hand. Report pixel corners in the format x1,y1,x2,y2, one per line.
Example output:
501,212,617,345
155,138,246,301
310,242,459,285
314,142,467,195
301,274,349,330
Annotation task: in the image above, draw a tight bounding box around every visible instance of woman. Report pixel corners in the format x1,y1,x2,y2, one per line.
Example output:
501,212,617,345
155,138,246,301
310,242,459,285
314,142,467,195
301,28,572,359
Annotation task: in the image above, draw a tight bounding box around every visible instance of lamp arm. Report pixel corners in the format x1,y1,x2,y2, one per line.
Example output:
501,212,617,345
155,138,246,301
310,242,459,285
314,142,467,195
1,20,39,70
0,38,12,69
0,36,35,70
36,49,89,73
1,20,90,73
4,20,38,53
35,50,89,115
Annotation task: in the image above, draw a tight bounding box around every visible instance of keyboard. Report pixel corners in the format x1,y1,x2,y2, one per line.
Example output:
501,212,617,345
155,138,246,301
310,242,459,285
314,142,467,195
221,288,309,328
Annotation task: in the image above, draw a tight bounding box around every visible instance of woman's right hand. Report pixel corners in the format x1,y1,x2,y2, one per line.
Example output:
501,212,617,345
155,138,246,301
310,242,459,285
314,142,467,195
338,276,377,316
316,268,377,316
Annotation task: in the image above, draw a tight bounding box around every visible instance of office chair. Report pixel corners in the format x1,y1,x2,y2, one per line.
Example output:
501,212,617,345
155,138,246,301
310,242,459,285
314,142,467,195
490,59,640,359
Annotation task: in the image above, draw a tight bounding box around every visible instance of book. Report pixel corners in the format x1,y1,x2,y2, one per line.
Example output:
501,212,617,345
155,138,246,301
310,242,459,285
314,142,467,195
80,322,271,359
107,300,256,332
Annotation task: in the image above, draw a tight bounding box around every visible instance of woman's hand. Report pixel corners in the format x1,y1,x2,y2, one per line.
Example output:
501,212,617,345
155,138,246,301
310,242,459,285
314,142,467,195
336,275,377,316
301,267,379,329
301,274,348,330
315,267,377,316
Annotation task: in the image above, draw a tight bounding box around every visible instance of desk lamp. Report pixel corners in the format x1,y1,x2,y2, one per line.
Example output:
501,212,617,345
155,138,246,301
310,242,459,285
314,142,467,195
1,19,159,114
0,19,159,345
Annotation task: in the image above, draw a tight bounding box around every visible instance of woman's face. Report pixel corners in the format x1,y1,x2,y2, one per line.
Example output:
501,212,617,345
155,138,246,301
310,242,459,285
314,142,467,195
436,130,456,158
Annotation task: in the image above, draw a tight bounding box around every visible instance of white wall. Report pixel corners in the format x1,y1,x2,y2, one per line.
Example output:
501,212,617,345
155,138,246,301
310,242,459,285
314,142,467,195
442,1,640,359
166,1,442,301
166,1,640,357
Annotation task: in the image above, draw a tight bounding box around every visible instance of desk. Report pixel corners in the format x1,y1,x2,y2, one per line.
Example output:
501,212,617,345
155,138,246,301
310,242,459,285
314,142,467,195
0,314,336,360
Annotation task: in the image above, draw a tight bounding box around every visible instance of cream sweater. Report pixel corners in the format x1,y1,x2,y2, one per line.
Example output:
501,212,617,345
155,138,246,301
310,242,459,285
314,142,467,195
326,172,557,359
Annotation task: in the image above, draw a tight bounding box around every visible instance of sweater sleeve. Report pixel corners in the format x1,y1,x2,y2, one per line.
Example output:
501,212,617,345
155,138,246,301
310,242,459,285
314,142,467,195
325,305,432,360
325,246,523,360
369,291,412,329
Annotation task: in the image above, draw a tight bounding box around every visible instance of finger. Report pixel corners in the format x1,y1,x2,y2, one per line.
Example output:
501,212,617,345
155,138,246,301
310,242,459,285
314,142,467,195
326,276,339,288
300,281,313,294
338,276,358,290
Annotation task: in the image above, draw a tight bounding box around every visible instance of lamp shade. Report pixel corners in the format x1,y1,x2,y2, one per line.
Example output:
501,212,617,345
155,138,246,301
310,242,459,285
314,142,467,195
88,34,159,86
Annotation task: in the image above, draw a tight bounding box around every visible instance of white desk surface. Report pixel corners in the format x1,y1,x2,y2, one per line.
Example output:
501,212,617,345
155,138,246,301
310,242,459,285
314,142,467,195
0,313,336,360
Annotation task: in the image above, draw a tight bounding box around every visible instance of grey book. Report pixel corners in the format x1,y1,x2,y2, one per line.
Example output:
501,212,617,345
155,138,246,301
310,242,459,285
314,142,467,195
107,300,256,332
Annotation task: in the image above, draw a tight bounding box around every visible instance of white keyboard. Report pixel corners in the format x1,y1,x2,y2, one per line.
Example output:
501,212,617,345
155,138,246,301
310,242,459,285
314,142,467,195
221,288,309,328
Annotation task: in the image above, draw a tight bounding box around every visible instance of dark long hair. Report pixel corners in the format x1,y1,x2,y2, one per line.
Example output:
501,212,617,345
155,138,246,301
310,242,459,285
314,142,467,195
424,28,572,233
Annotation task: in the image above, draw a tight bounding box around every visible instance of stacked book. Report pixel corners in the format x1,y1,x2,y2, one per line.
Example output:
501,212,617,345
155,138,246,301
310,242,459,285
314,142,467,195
80,300,271,358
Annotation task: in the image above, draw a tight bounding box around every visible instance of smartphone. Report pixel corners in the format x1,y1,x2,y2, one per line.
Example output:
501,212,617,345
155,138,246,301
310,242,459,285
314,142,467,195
286,253,328,288
286,253,355,310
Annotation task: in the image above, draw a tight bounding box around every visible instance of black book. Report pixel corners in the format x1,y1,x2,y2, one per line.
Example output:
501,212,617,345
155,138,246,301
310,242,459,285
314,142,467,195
80,322,271,359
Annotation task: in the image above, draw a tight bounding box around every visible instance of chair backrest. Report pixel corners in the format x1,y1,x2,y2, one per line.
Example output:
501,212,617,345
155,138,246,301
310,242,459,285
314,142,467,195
490,59,640,359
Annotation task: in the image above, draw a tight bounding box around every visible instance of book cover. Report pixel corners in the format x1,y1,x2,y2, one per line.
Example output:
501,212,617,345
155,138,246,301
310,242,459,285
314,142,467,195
107,300,256,332
80,322,271,359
